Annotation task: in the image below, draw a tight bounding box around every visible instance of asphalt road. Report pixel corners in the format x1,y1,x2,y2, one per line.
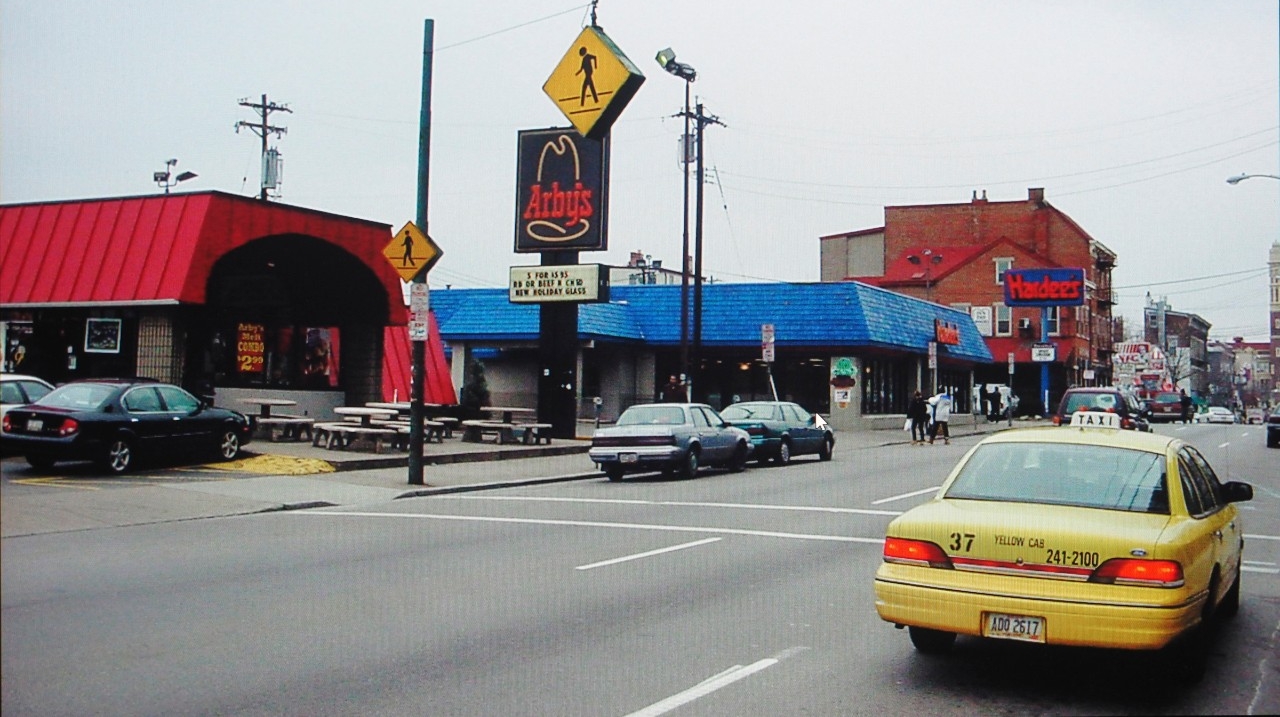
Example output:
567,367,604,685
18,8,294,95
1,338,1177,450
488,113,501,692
2,425,1277,716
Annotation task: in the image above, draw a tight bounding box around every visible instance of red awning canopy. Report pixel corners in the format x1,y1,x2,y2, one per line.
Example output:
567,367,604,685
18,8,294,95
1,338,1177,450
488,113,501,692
0,191,406,323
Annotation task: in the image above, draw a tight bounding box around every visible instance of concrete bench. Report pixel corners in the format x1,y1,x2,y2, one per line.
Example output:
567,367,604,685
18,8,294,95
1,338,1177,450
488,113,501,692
460,419,517,445
252,415,315,442
312,422,400,453
387,420,446,446
516,422,554,445
431,416,460,438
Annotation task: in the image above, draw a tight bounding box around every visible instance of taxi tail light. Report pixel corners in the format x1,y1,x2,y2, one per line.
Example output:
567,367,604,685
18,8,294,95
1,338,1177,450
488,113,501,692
1089,558,1184,587
883,537,954,569
57,418,80,437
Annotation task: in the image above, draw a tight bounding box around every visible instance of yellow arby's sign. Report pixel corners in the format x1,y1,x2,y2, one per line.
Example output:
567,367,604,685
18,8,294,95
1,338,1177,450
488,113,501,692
542,25,644,139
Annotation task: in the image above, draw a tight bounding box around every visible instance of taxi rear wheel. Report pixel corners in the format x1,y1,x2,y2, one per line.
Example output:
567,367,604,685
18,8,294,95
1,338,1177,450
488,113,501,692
908,626,955,654
1219,567,1240,619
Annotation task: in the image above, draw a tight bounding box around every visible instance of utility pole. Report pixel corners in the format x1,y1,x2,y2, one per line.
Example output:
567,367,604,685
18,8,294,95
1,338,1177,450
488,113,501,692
236,94,291,200
679,100,724,399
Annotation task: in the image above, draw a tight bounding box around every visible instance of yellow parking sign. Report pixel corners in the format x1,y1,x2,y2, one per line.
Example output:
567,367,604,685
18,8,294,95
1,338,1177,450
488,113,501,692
542,26,644,139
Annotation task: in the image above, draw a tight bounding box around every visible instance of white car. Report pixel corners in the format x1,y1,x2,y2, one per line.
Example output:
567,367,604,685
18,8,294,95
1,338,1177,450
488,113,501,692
1,373,54,420
1195,406,1237,424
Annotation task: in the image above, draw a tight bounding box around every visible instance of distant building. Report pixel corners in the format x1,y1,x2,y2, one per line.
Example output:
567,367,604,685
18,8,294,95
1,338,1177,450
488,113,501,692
1228,337,1273,408
819,188,1117,416
609,250,684,286
1270,241,1280,405
1143,298,1210,398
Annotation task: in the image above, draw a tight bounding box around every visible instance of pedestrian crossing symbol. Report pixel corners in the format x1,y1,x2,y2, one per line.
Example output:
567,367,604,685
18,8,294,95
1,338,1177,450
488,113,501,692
542,25,644,140
383,221,442,282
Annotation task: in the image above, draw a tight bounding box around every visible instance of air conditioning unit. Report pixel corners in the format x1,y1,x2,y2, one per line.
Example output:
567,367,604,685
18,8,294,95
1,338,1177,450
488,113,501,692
1017,318,1032,330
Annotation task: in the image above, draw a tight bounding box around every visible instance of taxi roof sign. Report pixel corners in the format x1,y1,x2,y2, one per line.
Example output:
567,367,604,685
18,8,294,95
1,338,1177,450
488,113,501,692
383,221,442,282
542,26,644,139
1070,411,1122,429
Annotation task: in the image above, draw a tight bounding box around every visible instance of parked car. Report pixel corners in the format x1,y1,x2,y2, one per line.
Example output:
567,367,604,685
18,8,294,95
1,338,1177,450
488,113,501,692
0,373,54,420
1268,407,1280,449
1244,407,1265,425
1194,406,1237,424
1051,387,1150,432
720,400,833,465
588,402,751,481
1,378,252,473
875,410,1253,678
1147,391,1186,423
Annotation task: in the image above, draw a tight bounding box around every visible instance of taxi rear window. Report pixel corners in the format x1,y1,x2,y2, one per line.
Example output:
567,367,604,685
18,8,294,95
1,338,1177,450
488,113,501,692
945,443,1168,514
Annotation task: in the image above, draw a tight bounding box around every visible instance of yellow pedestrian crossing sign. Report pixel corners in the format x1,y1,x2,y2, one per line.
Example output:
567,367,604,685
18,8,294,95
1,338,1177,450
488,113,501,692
383,221,442,282
542,25,644,140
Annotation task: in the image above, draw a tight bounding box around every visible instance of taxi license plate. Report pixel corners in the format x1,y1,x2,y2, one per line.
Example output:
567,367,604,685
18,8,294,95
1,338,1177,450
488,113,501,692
26,418,43,433
983,612,1045,643
619,453,638,464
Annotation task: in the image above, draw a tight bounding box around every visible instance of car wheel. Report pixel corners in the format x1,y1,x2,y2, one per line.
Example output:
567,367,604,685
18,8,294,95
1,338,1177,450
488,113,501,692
100,437,133,474
1219,566,1240,620
678,447,700,479
774,439,792,466
217,428,241,461
908,626,955,654
604,465,624,482
26,454,56,471
728,442,748,473
818,435,834,461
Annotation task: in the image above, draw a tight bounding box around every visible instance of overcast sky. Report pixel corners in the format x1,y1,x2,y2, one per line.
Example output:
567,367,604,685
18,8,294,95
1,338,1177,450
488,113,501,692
4,1,1277,341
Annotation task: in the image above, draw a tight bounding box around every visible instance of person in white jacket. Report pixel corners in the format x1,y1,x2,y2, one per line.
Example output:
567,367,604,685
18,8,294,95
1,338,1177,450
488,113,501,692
928,391,952,445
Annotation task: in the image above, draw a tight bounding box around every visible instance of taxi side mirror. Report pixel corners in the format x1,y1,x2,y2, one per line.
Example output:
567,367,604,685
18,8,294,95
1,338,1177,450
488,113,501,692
1222,481,1253,503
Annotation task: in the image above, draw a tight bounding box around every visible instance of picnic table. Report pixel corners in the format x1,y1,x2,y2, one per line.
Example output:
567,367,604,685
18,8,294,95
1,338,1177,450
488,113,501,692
313,407,400,452
239,397,313,442
481,406,536,423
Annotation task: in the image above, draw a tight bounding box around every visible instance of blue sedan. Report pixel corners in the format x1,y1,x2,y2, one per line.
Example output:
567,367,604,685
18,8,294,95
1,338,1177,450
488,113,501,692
721,401,834,465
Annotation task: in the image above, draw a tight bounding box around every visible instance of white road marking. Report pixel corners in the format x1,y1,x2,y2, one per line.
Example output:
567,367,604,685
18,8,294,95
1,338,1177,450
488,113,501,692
299,511,886,544
576,537,722,571
625,647,804,717
453,495,902,517
1243,565,1280,575
1219,442,1230,448
1246,534,1280,541
872,486,939,505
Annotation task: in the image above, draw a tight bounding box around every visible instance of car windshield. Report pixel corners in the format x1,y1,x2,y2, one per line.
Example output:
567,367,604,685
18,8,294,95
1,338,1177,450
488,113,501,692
944,442,1168,514
721,404,779,421
1062,392,1121,413
616,405,687,426
36,383,116,410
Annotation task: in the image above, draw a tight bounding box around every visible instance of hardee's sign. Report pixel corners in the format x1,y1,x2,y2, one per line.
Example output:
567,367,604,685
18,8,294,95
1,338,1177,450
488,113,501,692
934,319,961,346
1003,268,1086,307
514,127,609,253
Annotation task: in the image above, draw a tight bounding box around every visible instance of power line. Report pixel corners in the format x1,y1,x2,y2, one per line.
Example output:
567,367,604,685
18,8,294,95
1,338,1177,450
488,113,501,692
436,4,588,51
1113,266,1267,290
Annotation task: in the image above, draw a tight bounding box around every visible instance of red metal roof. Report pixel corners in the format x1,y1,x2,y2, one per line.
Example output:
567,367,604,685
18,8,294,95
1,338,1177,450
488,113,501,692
0,192,406,322
382,318,457,404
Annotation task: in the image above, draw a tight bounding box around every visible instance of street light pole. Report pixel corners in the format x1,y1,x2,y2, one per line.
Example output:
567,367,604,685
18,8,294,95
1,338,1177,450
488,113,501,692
656,48,698,399
1226,172,1280,184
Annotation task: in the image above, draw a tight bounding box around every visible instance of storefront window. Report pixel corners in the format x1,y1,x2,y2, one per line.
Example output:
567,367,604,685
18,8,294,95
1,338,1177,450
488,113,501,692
207,323,340,389
861,358,908,415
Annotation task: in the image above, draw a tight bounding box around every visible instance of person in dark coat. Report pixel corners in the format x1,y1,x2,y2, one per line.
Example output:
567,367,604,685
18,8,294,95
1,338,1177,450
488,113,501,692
1179,389,1192,424
908,390,930,445
659,375,686,403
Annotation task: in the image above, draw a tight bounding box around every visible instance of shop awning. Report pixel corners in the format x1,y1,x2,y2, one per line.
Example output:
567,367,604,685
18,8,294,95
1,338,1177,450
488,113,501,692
0,191,406,322
382,316,457,404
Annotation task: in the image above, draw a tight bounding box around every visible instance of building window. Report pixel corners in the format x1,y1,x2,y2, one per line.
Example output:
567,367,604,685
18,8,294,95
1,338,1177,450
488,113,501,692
994,257,1013,285
1047,306,1060,336
995,303,1011,336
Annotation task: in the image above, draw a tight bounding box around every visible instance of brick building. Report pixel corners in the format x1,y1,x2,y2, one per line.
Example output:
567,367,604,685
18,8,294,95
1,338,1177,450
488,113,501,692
1270,241,1280,405
820,188,1117,415
1143,299,1211,398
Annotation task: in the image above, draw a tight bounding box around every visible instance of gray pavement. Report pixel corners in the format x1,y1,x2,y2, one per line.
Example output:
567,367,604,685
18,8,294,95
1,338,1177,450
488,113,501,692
1,416,1033,538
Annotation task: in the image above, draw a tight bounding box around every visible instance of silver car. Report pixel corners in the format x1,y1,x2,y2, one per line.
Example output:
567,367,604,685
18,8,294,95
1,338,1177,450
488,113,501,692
589,402,752,481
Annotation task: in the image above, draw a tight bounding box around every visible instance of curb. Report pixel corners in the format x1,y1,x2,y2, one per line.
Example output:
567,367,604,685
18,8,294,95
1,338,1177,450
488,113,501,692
242,443,591,473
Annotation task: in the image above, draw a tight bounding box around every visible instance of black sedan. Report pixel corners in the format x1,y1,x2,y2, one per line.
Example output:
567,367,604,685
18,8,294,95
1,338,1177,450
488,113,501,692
720,400,834,465
1,378,252,473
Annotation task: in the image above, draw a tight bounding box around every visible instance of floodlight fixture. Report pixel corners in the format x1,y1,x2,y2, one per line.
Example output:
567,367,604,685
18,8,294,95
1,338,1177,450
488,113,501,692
1226,172,1280,185
655,47,696,82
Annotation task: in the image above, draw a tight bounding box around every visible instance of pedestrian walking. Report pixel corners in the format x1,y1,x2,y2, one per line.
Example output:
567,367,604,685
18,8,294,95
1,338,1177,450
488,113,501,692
1179,389,1192,424
928,391,952,445
908,390,929,444
658,374,685,403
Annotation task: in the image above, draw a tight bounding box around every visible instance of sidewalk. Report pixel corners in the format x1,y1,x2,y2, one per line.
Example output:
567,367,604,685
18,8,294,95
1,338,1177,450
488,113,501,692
0,417,1037,538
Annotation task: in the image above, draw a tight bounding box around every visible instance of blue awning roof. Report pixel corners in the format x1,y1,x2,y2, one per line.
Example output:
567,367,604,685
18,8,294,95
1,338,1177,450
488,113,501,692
429,281,993,363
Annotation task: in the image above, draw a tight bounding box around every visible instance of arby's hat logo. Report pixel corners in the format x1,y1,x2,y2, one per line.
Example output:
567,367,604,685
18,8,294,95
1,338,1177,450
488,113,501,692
514,127,609,253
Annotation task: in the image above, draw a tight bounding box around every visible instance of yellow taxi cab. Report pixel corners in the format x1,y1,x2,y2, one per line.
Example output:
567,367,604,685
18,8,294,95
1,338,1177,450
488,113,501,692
874,410,1253,665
